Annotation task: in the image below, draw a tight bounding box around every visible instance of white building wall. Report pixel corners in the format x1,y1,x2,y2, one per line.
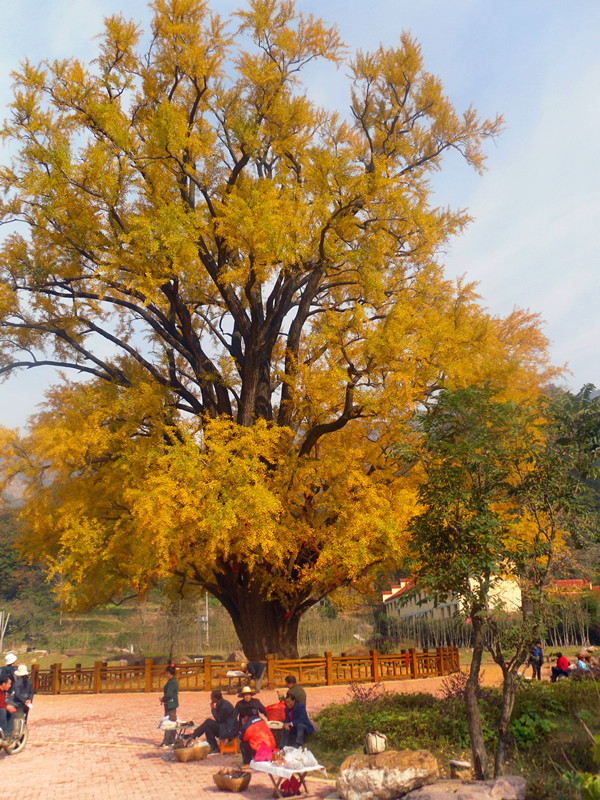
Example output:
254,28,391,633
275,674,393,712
385,579,521,622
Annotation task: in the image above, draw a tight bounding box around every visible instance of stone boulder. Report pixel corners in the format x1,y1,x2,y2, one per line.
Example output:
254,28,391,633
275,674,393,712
336,750,438,800
403,776,526,800
226,650,246,663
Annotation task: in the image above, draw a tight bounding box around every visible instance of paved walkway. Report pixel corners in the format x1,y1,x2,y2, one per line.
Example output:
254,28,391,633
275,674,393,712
3,675,487,800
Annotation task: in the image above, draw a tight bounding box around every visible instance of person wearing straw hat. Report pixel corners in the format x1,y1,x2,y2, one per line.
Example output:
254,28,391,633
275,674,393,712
12,665,34,715
235,685,267,724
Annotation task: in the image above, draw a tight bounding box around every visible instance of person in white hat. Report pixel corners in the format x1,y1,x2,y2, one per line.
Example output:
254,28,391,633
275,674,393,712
1,653,17,683
235,685,267,724
12,665,34,716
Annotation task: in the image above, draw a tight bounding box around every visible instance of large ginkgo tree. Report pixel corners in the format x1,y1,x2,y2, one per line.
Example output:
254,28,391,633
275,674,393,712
0,0,553,657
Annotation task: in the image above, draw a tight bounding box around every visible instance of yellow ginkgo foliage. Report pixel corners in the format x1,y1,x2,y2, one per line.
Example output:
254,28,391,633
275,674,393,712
0,0,555,656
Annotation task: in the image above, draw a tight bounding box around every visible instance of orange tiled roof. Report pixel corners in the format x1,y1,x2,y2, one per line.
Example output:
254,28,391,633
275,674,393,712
382,580,414,604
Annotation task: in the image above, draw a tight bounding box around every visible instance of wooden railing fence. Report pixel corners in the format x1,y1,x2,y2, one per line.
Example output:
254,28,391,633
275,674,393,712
31,646,459,695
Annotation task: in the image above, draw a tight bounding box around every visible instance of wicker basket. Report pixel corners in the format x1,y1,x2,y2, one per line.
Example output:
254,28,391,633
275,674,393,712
174,742,210,763
213,768,252,792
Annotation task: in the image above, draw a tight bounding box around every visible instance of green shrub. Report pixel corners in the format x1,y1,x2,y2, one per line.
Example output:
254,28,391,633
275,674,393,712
312,680,600,799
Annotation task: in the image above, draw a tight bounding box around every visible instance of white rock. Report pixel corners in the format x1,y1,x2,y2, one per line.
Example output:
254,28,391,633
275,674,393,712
336,750,438,800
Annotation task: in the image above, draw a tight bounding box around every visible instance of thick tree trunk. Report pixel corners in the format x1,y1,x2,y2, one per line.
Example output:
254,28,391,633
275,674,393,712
208,568,313,659
465,615,490,780
495,668,516,776
229,595,303,659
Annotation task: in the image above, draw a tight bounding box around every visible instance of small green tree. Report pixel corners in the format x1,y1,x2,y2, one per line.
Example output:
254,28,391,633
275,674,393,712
405,384,600,778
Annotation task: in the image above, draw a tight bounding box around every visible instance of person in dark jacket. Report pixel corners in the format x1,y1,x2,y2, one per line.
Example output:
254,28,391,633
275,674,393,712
188,689,238,754
285,675,307,706
0,652,17,684
280,695,314,748
528,641,544,681
242,660,266,692
235,685,267,723
159,665,179,747
12,664,34,716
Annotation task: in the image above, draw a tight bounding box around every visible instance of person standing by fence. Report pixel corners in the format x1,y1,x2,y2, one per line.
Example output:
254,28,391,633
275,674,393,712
242,660,266,693
158,665,179,747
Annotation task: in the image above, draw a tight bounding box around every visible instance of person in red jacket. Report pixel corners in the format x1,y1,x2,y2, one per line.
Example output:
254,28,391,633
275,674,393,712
240,714,275,764
0,674,16,743
551,653,570,682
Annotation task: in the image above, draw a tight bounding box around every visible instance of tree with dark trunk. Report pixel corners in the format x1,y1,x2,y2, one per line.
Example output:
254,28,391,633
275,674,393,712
0,1,550,658
465,611,490,780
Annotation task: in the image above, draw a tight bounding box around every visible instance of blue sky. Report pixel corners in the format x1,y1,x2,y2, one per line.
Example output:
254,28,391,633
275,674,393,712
1,0,599,428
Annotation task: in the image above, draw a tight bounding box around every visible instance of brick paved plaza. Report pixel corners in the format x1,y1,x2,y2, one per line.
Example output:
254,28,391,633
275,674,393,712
3,676,469,800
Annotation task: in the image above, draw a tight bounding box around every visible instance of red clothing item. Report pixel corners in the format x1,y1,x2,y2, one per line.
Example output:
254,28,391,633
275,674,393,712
243,719,276,753
557,656,569,672
0,689,10,710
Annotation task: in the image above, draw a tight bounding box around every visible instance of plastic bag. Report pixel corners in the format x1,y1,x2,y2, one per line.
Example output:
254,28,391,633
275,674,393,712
281,746,318,770
265,701,286,722
254,742,273,761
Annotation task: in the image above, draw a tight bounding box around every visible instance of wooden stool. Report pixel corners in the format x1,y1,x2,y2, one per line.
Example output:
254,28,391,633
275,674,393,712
219,738,239,756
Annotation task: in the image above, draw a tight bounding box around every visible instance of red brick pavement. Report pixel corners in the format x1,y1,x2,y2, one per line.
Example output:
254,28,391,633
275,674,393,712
2,675,475,800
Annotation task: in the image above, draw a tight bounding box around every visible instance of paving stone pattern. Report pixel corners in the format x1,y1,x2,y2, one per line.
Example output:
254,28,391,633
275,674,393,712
2,675,471,800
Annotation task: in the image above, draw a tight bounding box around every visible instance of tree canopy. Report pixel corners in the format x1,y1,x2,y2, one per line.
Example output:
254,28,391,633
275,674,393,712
0,0,554,657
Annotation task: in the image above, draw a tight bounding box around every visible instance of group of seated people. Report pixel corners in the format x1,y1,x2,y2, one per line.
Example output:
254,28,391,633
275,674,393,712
0,652,34,742
186,674,314,763
550,651,595,682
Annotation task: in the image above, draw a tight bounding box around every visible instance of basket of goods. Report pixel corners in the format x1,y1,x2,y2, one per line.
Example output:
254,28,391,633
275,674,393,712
213,768,252,792
174,740,210,762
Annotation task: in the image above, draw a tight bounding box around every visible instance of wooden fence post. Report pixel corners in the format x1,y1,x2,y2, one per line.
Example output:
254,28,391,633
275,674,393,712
144,659,153,693
93,661,103,693
371,650,380,683
325,652,333,686
437,647,446,677
204,657,212,692
51,663,61,695
409,648,418,680
266,654,275,687
31,663,39,693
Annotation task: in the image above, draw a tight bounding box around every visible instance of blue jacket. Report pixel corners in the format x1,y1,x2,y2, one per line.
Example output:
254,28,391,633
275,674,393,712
284,701,314,735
